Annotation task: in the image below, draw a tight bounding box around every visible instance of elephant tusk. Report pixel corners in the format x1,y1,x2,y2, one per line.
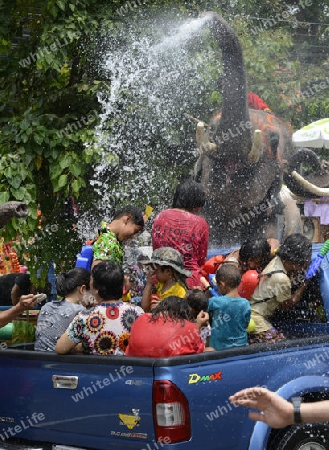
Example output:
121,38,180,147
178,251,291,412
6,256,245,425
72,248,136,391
185,113,208,126
248,129,263,163
291,171,329,197
196,121,217,155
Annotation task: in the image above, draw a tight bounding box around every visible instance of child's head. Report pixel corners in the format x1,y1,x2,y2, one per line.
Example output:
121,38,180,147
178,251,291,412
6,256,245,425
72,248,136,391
145,247,191,284
151,296,194,324
91,261,124,301
239,239,271,274
56,268,90,298
112,205,144,242
216,264,241,295
172,179,206,212
185,289,208,319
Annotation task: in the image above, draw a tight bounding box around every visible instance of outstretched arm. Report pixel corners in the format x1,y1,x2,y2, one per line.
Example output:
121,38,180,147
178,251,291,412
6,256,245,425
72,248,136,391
229,387,329,428
0,294,39,328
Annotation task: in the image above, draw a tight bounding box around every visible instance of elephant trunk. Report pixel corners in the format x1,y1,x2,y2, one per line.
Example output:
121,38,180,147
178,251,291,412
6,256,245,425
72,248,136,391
0,201,28,229
203,12,252,157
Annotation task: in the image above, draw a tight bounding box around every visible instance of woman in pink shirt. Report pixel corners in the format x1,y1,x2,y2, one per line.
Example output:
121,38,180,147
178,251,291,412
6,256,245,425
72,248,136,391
152,179,209,289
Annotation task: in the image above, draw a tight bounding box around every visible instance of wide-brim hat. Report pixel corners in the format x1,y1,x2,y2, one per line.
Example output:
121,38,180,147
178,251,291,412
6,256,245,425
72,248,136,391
140,247,192,278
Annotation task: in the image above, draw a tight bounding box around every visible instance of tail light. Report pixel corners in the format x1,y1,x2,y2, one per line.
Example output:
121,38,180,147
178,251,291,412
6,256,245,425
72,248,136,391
153,380,191,444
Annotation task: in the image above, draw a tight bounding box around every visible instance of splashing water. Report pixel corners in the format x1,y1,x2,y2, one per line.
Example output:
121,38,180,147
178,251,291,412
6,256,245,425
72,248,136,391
151,15,211,53
77,13,217,240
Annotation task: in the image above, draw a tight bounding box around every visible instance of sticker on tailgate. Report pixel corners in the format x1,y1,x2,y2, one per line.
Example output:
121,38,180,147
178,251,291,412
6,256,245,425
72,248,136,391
188,371,222,384
118,408,140,429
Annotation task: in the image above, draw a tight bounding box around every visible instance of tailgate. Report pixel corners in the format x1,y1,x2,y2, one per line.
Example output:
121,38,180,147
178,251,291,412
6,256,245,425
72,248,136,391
0,350,156,449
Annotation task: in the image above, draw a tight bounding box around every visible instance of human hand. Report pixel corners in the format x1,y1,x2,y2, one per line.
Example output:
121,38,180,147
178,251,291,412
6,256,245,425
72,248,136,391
229,387,294,429
199,276,210,290
18,294,40,311
150,295,160,310
196,310,209,329
144,265,155,283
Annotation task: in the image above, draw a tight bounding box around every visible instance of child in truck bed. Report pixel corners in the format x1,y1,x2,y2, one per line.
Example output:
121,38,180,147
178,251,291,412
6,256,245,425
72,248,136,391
185,289,211,346
126,296,208,357
208,264,251,351
141,247,191,311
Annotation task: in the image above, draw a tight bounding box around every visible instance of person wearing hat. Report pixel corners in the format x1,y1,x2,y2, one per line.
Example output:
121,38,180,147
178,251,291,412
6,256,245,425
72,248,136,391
141,247,191,312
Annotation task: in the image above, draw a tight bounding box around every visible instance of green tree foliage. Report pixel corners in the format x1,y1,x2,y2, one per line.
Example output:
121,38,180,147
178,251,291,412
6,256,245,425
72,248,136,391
0,0,328,282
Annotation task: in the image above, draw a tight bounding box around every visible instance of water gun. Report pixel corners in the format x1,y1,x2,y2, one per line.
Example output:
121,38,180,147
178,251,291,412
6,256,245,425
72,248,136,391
75,245,93,271
305,240,329,280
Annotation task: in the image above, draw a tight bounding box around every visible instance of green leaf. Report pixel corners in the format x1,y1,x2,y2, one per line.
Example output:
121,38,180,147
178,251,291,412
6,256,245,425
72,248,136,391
58,174,68,188
4,167,13,178
13,186,26,201
21,133,29,144
70,164,81,177
57,0,65,11
59,154,72,169
0,192,9,204
71,179,80,195
20,120,29,131
33,134,44,145
10,176,22,189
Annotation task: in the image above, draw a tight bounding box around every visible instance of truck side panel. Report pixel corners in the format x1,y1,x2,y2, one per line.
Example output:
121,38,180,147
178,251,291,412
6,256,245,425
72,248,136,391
153,338,329,449
0,352,156,449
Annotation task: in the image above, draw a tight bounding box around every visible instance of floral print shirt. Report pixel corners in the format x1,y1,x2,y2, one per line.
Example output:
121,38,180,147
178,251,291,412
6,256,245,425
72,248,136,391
92,221,124,266
66,302,144,355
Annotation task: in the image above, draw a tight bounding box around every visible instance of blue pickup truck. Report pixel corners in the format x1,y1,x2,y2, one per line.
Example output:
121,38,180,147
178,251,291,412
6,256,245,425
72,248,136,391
1,244,329,450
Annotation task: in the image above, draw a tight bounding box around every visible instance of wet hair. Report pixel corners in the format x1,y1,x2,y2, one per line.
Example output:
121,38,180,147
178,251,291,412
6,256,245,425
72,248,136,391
92,261,124,300
239,239,271,269
113,205,144,229
56,268,90,297
276,233,312,266
185,290,208,318
216,264,241,289
172,178,206,211
150,296,195,325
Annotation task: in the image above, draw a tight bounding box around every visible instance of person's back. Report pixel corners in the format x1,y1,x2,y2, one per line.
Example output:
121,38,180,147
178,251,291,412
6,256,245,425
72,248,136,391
152,179,209,289
35,268,89,352
35,300,84,352
55,262,144,355
208,265,251,351
126,296,205,357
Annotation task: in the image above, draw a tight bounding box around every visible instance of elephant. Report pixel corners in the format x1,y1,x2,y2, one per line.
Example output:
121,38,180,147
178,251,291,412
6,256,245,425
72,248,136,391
192,12,328,247
0,201,28,229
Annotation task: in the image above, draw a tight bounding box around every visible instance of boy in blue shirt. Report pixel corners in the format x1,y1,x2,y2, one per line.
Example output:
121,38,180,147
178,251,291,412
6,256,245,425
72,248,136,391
208,264,251,351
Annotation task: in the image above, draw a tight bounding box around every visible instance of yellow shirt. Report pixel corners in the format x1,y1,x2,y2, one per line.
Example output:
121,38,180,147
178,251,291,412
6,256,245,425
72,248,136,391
156,281,187,300
249,256,291,333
